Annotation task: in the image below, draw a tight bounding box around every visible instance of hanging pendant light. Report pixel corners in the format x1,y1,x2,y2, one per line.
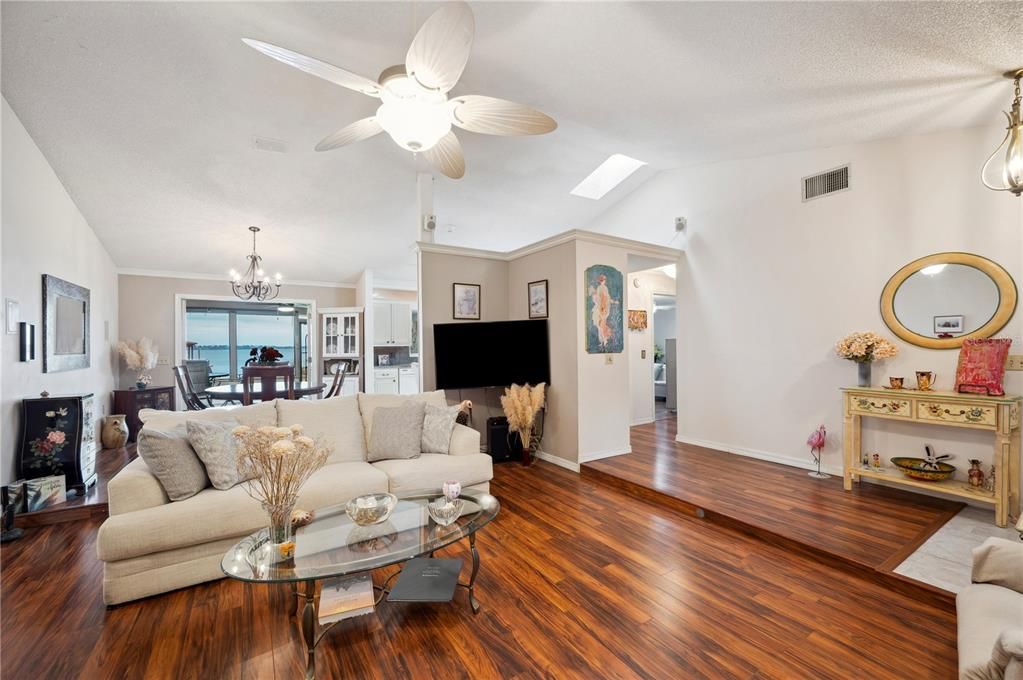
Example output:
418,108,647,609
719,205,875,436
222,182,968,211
229,226,282,301
981,69,1023,197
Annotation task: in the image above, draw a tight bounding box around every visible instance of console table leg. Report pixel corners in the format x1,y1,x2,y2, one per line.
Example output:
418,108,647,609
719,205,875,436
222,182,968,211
843,408,855,491
467,532,481,615
301,580,317,679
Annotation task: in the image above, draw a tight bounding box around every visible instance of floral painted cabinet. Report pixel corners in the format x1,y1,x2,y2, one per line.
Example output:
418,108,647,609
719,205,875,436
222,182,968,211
18,393,97,492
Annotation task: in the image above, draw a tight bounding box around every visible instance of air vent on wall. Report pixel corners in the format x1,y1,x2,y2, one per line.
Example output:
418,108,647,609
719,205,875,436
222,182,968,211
802,164,850,202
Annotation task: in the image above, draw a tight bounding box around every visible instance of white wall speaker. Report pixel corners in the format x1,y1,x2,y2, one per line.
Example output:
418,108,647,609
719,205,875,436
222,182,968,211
423,214,437,231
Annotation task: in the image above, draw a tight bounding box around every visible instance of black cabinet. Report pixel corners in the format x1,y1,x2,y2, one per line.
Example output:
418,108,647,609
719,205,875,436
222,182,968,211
17,393,97,492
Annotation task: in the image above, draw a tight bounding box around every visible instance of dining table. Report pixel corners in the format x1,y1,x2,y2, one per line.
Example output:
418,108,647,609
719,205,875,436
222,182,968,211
204,380,325,402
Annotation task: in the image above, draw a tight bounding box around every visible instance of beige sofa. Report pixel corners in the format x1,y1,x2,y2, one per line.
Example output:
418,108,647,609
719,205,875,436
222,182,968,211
97,391,491,605
956,537,1023,680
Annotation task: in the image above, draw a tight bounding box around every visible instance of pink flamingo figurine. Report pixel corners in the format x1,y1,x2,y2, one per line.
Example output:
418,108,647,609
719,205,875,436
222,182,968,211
806,425,829,479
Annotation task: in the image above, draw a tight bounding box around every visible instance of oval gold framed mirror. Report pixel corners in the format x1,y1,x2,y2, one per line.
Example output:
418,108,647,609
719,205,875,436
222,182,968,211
880,252,1017,349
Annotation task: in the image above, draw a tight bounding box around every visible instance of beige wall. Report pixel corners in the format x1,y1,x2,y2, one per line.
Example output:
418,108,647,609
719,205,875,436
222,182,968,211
117,275,355,395
508,241,579,464
1,98,119,483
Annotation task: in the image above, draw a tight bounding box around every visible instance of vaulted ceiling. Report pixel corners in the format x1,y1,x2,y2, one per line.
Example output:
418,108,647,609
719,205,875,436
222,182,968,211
3,1,1020,284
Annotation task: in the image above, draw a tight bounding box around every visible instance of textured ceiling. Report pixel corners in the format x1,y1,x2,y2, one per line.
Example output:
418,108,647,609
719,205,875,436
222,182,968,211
2,1,1020,284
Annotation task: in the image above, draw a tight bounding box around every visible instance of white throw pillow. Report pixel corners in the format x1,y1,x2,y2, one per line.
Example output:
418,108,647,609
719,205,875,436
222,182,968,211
422,404,460,454
357,390,447,443
186,419,255,490
276,395,367,463
367,402,426,462
140,401,277,432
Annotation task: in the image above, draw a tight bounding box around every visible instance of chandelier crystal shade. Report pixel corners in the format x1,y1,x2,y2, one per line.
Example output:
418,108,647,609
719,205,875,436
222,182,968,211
229,226,282,301
981,69,1023,197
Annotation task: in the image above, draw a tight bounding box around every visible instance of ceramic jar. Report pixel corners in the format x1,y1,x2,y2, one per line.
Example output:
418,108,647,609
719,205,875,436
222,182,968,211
101,415,129,450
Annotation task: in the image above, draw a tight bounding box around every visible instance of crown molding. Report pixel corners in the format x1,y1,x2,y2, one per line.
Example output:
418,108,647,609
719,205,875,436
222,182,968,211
417,229,682,263
117,268,358,289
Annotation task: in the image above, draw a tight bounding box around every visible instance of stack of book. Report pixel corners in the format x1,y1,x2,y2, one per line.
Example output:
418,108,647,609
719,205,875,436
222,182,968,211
318,573,374,625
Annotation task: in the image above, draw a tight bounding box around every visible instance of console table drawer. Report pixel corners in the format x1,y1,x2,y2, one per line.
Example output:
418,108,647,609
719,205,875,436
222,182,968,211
850,397,911,417
917,401,997,427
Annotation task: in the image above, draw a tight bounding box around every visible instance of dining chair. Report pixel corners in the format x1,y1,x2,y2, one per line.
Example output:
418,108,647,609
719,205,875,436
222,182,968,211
173,365,212,411
323,360,352,399
242,365,296,405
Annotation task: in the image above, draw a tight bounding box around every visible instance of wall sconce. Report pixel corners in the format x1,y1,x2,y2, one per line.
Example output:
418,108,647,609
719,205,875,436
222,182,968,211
981,69,1023,197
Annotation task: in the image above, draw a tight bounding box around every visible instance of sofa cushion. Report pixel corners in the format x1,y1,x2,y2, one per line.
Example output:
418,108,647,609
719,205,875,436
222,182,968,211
422,404,459,454
358,390,447,443
972,537,1023,592
136,427,210,501
957,584,1023,680
276,395,366,463
187,419,254,490
371,453,493,494
367,402,426,462
97,461,389,562
107,457,171,515
139,401,277,432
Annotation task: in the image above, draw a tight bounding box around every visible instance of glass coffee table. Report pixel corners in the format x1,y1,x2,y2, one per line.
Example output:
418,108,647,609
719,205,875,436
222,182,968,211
221,489,500,679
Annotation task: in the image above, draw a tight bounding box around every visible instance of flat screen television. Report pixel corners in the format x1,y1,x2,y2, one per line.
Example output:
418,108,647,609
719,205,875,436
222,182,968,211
434,320,551,390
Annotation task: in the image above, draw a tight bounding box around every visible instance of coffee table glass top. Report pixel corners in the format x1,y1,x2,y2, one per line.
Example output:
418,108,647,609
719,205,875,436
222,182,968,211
221,489,500,584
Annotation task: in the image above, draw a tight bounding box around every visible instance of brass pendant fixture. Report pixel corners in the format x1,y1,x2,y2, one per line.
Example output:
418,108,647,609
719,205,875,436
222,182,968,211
981,69,1023,197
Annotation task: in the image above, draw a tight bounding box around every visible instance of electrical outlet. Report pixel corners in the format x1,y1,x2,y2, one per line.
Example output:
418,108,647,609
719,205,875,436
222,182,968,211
1007,355,1023,371
641,349,647,359
157,358,169,366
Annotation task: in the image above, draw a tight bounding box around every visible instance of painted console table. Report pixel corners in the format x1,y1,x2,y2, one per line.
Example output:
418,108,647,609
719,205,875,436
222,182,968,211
841,387,1021,527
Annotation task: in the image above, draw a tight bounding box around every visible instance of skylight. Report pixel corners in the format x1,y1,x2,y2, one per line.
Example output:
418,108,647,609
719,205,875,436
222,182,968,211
570,154,647,200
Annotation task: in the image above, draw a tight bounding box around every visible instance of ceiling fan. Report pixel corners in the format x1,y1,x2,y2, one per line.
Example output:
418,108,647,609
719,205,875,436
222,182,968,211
243,1,557,179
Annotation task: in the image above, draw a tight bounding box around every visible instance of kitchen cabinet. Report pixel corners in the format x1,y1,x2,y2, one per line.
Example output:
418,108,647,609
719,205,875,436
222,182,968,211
322,308,361,358
373,302,413,346
399,366,419,394
374,368,399,395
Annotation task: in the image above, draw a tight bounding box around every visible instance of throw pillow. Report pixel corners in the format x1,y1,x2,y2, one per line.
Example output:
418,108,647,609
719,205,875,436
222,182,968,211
422,404,460,454
136,427,210,501
186,419,254,490
367,402,426,462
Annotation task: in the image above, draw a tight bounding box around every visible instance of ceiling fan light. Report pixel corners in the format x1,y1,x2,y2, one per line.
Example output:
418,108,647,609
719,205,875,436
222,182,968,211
375,77,451,152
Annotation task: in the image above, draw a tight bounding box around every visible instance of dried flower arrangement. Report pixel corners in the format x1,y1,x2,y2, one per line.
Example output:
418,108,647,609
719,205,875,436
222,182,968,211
834,332,899,363
232,424,331,557
116,337,159,386
500,383,546,464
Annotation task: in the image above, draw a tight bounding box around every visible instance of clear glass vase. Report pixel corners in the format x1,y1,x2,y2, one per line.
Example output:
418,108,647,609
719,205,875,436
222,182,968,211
265,502,295,561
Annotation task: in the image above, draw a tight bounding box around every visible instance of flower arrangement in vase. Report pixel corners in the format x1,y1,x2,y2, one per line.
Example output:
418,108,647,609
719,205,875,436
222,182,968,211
500,382,546,466
246,346,285,366
116,337,159,388
835,332,899,387
233,424,330,560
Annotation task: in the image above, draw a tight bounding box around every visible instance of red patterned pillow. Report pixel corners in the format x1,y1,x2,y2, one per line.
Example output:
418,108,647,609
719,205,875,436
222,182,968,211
954,339,1012,396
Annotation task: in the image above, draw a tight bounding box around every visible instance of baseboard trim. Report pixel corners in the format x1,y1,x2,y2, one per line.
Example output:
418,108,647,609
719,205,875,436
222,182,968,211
631,418,655,427
674,434,843,476
535,451,580,473
579,446,631,464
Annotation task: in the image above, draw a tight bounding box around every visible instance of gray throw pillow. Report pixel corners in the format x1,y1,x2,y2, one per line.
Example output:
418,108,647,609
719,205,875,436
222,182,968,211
422,404,460,454
186,419,254,490
137,427,210,501
367,402,426,462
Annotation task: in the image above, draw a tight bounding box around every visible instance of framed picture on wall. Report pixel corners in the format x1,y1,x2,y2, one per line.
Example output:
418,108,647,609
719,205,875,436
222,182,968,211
933,314,964,335
528,280,548,319
453,283,481,320
627,309,648,331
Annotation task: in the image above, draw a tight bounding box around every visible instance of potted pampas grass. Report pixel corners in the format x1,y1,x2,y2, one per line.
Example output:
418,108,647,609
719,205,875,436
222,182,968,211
233,424,330,560
116,337,159,388
500,383,546,466
835,331,899,387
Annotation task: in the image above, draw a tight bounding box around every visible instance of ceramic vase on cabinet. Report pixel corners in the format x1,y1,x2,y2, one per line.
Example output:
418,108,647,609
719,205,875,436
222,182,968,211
101,415,129,449
857,362,872,387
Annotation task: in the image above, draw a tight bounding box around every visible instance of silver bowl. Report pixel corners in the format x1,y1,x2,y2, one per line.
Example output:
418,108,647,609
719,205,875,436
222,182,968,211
345,492,398,526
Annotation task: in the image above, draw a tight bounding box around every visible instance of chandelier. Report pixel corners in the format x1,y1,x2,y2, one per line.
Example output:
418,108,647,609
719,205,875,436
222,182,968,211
229,226,282,301
981,68,1023,197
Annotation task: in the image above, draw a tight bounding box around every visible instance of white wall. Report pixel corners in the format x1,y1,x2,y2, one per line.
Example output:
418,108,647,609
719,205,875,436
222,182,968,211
585,125,1023,495
1,98,119,484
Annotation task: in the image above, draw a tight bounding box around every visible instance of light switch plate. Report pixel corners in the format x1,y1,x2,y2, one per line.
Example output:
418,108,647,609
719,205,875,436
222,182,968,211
157,358,170,366
1006,355,1023,371
641,349,647,359
605,355,613,365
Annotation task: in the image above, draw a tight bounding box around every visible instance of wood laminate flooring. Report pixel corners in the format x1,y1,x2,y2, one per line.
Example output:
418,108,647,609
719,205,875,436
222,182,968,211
1,456,957,679
584,418,963,585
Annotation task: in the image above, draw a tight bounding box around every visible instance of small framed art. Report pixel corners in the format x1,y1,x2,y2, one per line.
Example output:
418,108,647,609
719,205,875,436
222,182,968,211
453,283,481,320
933,315,964,335
528,280,548,319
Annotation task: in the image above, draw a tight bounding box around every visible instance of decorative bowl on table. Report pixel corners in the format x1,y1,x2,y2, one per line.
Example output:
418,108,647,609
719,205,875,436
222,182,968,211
427,498,464,527
890,457,956,481
345,492,398,526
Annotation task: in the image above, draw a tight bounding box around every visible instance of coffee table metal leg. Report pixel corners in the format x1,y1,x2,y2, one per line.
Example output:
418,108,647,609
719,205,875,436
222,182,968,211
301,579,317,679
467,532,480,614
